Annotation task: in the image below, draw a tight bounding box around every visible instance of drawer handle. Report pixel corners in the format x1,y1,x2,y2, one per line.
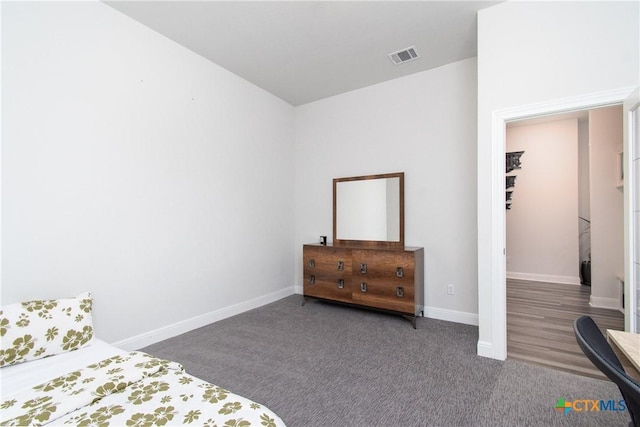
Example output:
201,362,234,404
360,282,367,293
337,261,344,271
337,279,344,289
360,263,367,274
309,259,315,268
396,286,404,298
309,275,316,285
396,267,404,278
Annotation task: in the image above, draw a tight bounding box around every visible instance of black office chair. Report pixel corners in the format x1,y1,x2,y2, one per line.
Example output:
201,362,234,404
573,316,640,427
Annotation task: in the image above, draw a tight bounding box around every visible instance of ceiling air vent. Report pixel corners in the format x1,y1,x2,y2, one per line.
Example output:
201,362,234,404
388,46,420,65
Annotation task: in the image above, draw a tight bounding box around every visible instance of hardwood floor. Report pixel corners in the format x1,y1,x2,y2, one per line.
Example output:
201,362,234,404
507,278,624,380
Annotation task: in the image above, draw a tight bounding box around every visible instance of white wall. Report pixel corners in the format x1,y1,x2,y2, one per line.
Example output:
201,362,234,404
506,119,579,284
477,1,639,358
2,1,295,346
589,105,624,308
4,1,637,354
295,57,479,324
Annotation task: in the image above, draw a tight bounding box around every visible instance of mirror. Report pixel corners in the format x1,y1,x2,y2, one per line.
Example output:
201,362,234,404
333,172,404,248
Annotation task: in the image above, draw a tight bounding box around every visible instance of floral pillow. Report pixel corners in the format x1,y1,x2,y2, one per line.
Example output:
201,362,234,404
0,292,95,367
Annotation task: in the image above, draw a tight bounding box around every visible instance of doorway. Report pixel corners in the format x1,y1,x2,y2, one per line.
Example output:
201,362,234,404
504,107,625,377
484,86,639,361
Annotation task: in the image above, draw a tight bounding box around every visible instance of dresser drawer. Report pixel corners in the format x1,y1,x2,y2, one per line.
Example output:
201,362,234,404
351,250,415,282
351,249,416,314
304,246,352,276
303,246,352,303
303,275,353,303
352,279,415,313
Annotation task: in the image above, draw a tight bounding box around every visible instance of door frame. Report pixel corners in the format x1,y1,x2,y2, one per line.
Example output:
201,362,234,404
488,86,638,360
623,87,640,332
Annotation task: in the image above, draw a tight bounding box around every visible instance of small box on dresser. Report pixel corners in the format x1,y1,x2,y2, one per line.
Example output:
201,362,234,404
303,243,424,327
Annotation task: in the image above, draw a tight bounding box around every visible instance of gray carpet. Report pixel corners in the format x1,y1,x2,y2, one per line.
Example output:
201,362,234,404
141,295,629,426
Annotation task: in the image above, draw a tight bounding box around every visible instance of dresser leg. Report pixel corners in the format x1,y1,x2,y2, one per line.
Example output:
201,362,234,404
402,314,418,329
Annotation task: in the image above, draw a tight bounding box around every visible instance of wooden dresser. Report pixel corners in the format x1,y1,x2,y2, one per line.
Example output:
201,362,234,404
303,243,424,327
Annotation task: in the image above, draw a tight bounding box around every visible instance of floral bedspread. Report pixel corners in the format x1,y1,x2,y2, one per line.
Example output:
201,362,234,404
0,352,285,426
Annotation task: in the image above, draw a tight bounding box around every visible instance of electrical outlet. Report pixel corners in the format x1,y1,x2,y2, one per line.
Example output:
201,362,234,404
447,284,455,295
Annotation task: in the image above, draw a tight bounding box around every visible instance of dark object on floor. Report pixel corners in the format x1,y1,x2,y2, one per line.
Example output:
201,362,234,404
574,315,640,427
580,260,591,286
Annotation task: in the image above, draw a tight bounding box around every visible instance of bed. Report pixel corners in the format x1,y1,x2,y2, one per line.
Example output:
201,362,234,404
0,293,286,426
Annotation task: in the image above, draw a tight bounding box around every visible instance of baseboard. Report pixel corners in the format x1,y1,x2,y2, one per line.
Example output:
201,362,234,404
293,290,478,326
423,306,478,326
112,287,295,351
477,340,497,359
589,295,620,310
506,271,581,285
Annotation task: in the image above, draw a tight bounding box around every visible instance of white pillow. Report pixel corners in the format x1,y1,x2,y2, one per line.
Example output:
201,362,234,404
0,292,95,367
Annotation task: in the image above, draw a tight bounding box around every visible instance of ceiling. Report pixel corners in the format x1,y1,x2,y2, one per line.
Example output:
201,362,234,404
105,1,500,106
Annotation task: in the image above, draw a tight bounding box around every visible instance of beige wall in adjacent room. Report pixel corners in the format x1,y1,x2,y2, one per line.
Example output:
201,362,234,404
589,105,624,309
506,119,579,284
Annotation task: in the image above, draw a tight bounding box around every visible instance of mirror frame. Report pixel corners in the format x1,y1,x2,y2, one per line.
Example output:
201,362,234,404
333,172,404,248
